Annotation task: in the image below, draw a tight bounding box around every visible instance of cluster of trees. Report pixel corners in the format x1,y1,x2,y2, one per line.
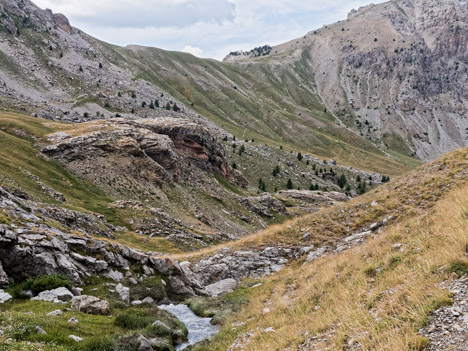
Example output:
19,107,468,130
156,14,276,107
229,45,272,58
226,142,390,196
310,183,320,191
140,99,180,112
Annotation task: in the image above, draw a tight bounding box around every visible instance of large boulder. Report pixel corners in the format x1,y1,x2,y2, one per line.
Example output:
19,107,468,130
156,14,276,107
203,278,237,297
116,283,130,304
71,295,110,315
0,289,12,304
31,287,74,303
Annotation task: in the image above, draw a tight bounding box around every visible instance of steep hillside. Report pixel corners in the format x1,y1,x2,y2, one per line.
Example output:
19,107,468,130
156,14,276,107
1,111,386,252
0,0,418,175
226,0,468,161
187,147,468,350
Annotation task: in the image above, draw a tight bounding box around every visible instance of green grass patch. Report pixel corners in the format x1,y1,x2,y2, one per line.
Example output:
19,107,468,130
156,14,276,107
213,172,244,195
115,310,155,330
9,274,72,298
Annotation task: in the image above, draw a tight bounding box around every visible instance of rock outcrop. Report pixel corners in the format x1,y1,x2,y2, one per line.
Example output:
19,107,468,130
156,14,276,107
135,118,232,179
240,193,287,218
0,186,203,298
278,190,350,208
0,0,73,35
42,118,242,197
42,120,181,188
191,247,294,286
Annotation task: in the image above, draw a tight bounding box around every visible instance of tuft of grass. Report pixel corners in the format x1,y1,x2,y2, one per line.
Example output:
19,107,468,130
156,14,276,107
74,336,116,351
449,258,468,277
114,310,155,330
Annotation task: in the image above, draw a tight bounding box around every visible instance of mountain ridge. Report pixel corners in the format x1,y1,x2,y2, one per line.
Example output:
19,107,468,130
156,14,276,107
0,0,423,176
225,0,468,161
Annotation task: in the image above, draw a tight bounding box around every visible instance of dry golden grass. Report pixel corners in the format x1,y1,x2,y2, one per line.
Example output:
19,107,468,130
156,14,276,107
175,148,468,263
201,149,468,350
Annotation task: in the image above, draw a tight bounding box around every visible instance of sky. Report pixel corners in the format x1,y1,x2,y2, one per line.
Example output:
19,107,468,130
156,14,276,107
33,0,385,60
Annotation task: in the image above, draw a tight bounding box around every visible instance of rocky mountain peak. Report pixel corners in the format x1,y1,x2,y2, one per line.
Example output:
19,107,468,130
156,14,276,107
0,0,73,35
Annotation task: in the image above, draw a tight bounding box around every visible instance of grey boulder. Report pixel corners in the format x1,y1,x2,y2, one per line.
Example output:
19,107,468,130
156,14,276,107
203,278,237,297
0,289,12,304
31,287,74,303
71,295,110,315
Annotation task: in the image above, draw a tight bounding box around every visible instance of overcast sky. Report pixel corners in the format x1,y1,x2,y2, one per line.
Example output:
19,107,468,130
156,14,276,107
33,0,385,60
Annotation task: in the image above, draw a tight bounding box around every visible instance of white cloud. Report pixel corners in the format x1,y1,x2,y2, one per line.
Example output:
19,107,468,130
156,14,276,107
33,0,235,27
182,45,204,57
33,0,386,60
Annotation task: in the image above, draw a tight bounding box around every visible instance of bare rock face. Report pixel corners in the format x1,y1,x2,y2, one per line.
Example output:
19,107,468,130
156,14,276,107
42,118,236,199
0,0,73,35
51,12,72,34
71,295,110,315
137,118,232,179
305,0,468,160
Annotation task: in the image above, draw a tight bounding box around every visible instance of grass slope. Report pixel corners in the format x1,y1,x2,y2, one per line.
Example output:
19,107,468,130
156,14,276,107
195,148,468,350
0,112,121,223
115,46,417,176
0,111,184,253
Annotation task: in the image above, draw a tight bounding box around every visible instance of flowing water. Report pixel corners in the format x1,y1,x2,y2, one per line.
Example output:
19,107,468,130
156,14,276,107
159,304,219,350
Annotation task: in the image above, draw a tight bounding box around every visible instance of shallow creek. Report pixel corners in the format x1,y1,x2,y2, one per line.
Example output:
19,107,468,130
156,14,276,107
159,304,219,350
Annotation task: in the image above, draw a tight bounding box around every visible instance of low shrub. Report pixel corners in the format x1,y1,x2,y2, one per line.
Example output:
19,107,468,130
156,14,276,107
11,274,72,298
25,274,72,295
